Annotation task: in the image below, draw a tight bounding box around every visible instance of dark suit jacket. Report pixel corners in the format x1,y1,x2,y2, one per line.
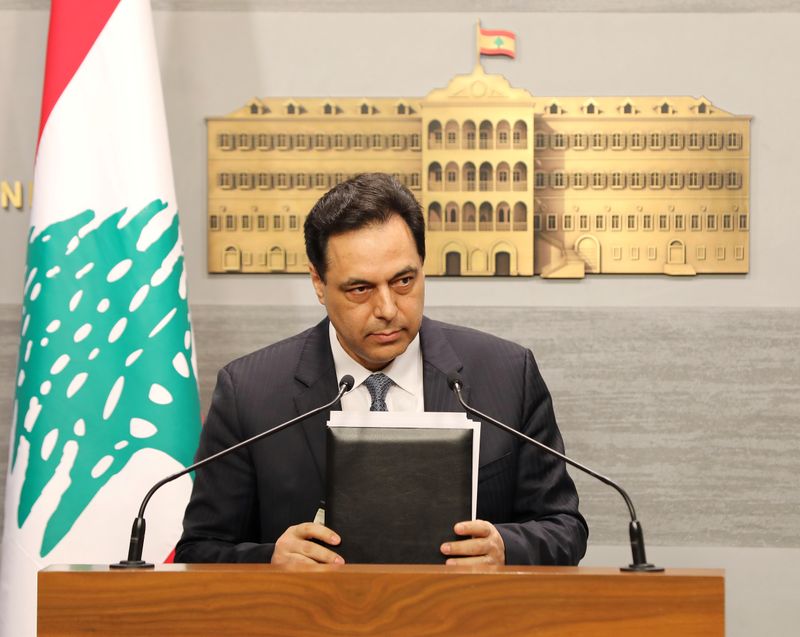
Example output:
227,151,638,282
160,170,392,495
176,317,588,565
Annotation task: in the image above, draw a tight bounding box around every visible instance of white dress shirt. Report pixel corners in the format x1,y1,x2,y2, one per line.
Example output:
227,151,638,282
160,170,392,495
329,321,424,412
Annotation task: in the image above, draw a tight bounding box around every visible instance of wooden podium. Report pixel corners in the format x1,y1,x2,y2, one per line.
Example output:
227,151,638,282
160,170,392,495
39,564,723,636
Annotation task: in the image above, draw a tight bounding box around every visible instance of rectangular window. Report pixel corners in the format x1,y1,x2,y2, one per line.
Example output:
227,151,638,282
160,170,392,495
546,214,557,231
314,134,329,149
630,133,644,150
631,247,640,260
675,214,685,231
275,134,290,150
668,132,683,149
649,133,664,150
579,214,590,231
716,246,726,260
626,214,637,230
242,252,252,266
371,134,384,150
595,215,605,231
410,172,421,188
707,214,717,230
735,246,745,260
658,214,669,231
534,133,548,149
353,134,365,150
611,133,626,150
643,214,653,230
225,214,235,230
256,173,271,190
534,172,546,189
629,172,644,189
255,133,271,150
295,173,308,189
218,133,234,150
563,215,574,231
738,214,749,231
241,215,251,231
688,132,703,149
610,172,624,189
276,173,288,189
533,215,542,231
613,247,622,260
572,172,587,189
295,134,309,150
572,133,587,150
611,214,621,230
726,172,742,189
649,172,664,189
707,172,722,189
591,172,606,189
691,214,701,231
333,134,347,150
688,172,703,189
707,132,722,150
289,215,298,230
726,132,742,150
257,215,266,230
447,131,457,146
315,173,328,189
552,133,567,149
723,213,733,230
237,134,253,150
392,134,405,150
209,215,220,231
238,173,254,190
591,133,606,150
648,246,657,260
697,246,707,260
273,215,283,231
668,172,683,189
409,134,421,150
552,172,566,189
218,172,234,189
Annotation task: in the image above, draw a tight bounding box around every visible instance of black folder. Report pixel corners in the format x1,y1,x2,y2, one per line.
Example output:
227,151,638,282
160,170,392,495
325,426,472,564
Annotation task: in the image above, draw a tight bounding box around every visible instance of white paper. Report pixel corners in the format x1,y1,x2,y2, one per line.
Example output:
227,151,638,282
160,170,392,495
328,411,480,519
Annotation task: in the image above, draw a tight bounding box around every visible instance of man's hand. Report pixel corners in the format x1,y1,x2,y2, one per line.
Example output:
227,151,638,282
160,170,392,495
271,522,344,565
440,520,506,565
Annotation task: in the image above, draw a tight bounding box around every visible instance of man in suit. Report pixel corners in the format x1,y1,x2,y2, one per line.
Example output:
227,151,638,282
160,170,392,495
176,173,587,566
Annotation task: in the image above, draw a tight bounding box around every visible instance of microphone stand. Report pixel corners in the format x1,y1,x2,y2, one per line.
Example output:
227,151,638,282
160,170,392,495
448,373,662,573
111,375,355,569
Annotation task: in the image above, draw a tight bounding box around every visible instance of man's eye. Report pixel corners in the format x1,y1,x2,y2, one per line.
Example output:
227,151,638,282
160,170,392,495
349,286,369,294
394,276,413,287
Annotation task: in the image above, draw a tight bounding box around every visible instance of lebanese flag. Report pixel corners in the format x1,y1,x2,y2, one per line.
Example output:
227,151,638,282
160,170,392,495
0,1,201,634
478,27,517,59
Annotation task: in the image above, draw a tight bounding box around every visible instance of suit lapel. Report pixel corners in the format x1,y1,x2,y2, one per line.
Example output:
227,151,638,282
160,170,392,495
420,317,468,412
294,319,339,488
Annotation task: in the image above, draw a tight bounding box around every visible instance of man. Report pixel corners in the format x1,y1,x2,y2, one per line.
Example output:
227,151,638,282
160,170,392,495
176,173,587,566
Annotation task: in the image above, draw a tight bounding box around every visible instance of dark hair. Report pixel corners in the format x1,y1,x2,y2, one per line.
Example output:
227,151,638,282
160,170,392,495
304,173,425,281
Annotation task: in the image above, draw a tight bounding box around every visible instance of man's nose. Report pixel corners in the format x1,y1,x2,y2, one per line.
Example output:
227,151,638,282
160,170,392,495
372,285,398,321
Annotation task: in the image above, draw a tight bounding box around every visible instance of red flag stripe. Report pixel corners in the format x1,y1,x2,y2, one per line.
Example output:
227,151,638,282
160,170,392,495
480,48,516,58
37,0,122,150
479,28,516,39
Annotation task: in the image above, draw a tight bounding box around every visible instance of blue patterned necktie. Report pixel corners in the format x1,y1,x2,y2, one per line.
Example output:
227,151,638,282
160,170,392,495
363,373,393,411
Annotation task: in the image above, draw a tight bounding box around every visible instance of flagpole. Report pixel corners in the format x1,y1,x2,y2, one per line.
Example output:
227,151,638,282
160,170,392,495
475,19,481,66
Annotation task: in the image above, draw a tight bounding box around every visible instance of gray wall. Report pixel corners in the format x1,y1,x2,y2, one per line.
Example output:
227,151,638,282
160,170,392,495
2,3,800,635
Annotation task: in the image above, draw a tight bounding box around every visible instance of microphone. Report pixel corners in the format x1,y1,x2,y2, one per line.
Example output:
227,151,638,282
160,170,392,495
111,374,355,569
447,372,662,573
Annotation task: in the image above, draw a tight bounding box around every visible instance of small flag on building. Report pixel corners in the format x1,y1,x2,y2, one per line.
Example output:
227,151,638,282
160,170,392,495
478,24,517,59
0,1,201,635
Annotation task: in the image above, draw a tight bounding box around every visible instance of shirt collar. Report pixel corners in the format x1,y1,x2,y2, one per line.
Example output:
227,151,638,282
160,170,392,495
328,321,422,394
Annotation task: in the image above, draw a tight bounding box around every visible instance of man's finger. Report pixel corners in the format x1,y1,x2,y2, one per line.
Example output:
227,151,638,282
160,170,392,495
453,520,492,537
293,522,341,545
445,555,493,566
297,540,345,564
441,537,488,557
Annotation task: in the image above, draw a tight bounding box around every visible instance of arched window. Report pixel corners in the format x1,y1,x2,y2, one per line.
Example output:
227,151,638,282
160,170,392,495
445,162,459,191
462,202,476,230
513,202,527,230
360,103,369,115
427,202,442,229
479,121,493,149
623,103,633,114
479,162,493,191
549,103,559,114
445,202,459,228
513,120,527,148
479,202,493,229
445,120,459,149
428,162,442,190
462,120,477,149
496,121,511,148
586,103,596,114
462,162,476,191
496,162,511,191
497,202,510,226
661,102,670,114
428,120,443,148
513,162,527,190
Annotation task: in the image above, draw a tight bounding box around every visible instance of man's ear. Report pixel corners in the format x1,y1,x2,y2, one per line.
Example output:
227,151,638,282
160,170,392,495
309,265,326,306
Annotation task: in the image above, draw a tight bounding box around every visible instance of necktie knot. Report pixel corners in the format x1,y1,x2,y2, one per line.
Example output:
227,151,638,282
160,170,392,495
363,373,392,411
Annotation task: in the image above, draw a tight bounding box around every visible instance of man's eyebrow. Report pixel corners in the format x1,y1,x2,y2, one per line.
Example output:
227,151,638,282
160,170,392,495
340,266,418,288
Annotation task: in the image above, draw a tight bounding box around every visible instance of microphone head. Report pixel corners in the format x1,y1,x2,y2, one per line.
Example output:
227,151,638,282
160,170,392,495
339,374,355,392
446,371,463,392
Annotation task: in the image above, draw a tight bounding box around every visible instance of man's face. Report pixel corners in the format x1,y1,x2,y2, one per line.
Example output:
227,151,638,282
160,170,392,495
310,214,425,371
